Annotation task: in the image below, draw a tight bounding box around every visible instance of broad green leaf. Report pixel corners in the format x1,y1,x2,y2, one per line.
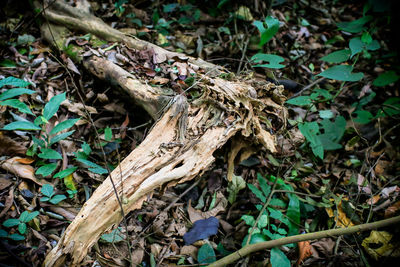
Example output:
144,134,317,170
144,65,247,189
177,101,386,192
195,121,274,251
8,233,25,240
317,65,364,82
104,126,112,141
43,92,66,120
258,214,269,228
34,116,47,126
36,163,57,177
198,243,216,264
0,88,36,101
18,223,27,234
320,116,346,143
0,99,33,114
251,53,285,69
0,77,31,88
0,229,7,237
64,173,77,191
257,174,271,198
320,49,350,63
376,97,400,117
361,32,372,44
319,110,334,119
32,136,45,148
2,121,41,131
253,16,280,46
100,227,126,243
76,158,102,168
373,71,399,87
299,122,324,159
54,166,78,179
285,96,312,106
269,198,287,208
3,219,20,227
20,211,39,223
40,197,50,202
349,37,364,58
241,215,255,226
287,194,300,236
366,40,380,51
50,118,80,135
0,59,16,68
242,233,268,246
271,247,290,267
353,110,373,124
41,184,54,198
38,148,62,160
337,16,372,33
49,130,75,145
248,183,266,203
49,195,67,204
267,207,290,225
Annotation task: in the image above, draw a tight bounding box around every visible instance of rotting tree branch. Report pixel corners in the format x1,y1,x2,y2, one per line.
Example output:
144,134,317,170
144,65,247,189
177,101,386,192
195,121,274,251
34,0,290,266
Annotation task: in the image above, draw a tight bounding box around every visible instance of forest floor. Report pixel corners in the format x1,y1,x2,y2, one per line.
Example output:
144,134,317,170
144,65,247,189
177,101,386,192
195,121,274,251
0,0,399,266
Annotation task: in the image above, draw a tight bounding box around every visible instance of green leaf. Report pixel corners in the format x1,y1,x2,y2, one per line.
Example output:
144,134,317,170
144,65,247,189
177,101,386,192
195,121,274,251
42,92,66,120
257,174,271,198
337,16,372,33
76,158,108,174
18,223,27,234
287,194,300,236
349,37,364,58
353,110,373,124
217,0,230,8
299,122,324,159
49,195,67,204
253,16,280,47
248,183,266,203
36,163,58,177
251,53,285,69
0,229,8,237
49,130,75,145
377,97,400,117
38,148,62,160
269,198,287,208
242,233,268,246
89,167,108,174
319,110,334,119
0,59,16,68
241,215,255,226
2,121,41,131
3,218,20,227
366,40,380,51
317,65,364,82
361,32,372,44
50,118,80,135
320,49,350,63
258,214,269,229
0,99,33,114
41,184,54,198
0,88,36,101
100,227,126,243
104,126,112,141
285,96,312,106
373,71,399,87
270,247,290,267
8,233,25,240
20,211,39,223
82,142,92,155
40,197,50,202
0,77,31,88
54,166,78,179
198,243,216,264
268,207,290,225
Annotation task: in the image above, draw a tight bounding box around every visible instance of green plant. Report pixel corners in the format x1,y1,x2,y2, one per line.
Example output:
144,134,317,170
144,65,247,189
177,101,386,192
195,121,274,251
251,16,285,69
0,77,36,114
285,3,399,159
2,211,40,240
241,174,302,267
40,184,67,204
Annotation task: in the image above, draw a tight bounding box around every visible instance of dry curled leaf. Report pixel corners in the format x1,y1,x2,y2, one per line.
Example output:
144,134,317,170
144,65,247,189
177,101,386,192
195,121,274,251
297,240,312,266
0,157,43,185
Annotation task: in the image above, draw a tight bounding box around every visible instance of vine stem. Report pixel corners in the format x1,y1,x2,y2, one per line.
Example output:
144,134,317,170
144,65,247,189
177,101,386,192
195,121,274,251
208,215,400,267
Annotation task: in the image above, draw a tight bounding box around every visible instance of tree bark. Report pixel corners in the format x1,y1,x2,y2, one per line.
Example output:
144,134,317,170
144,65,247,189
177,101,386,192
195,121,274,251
35,1,287,266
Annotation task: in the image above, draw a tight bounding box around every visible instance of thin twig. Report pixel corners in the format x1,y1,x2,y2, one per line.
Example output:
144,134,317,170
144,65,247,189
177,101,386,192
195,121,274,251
209,215,400,267
290,77,326,98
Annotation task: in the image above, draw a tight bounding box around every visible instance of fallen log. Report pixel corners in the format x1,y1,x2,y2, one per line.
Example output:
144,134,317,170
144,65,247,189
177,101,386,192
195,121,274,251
35,1,287,265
